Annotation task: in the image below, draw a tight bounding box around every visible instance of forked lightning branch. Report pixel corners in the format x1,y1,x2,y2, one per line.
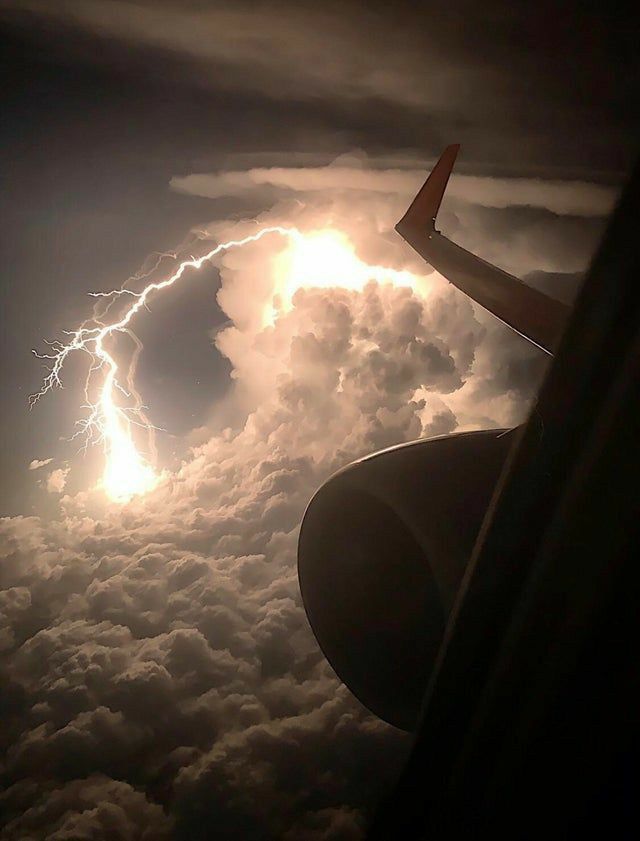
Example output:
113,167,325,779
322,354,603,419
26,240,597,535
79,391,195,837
29,224,421,503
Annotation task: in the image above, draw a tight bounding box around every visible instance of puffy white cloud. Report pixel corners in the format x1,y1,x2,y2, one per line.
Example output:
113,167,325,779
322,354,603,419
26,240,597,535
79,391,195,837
46,467,70,494
28,458,53,471
0,154,606,837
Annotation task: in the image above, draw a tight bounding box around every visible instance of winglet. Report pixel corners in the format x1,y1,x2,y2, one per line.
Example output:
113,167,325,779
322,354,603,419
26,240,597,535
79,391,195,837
395,144,460,238
394,143,570,355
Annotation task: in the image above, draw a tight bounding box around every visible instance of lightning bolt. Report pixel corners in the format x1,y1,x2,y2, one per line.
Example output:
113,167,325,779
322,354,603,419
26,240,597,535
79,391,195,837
30,225,298,502
30,223,423,503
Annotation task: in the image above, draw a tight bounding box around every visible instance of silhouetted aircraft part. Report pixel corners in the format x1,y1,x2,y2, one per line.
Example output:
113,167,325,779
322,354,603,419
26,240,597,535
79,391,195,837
298,428,514,731
396,145,571,354
367,158,640,837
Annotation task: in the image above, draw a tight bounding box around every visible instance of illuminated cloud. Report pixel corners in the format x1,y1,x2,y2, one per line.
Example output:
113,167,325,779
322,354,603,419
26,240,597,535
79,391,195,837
28,457,53,471
2,187,507,834
45,467,70,494
172,164,617,218
0,156,605,837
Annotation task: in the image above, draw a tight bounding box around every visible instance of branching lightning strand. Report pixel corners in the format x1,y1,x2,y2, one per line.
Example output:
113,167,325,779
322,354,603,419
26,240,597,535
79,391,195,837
30,225,299,501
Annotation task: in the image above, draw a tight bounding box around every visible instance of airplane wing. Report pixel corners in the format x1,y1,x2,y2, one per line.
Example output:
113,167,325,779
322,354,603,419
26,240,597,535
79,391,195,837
395,145,571,354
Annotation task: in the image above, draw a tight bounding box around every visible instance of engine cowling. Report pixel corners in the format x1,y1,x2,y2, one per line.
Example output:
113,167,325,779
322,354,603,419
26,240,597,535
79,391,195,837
298,428,515,731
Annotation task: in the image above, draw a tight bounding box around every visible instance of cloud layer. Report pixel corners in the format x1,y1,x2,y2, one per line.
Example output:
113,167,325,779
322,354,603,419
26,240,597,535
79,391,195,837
0,0,485,112
3,0,634,180
1,156,607,838
171,164,617,218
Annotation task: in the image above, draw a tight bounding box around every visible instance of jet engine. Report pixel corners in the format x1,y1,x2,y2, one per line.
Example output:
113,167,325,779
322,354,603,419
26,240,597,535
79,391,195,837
298,428,515,731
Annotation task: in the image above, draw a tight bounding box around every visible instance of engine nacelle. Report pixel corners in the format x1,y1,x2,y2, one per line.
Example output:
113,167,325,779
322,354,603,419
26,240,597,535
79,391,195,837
298,428,515,731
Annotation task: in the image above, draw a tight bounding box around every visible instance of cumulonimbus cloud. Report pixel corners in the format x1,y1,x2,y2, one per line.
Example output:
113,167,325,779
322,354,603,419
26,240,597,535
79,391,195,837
1,160,604,837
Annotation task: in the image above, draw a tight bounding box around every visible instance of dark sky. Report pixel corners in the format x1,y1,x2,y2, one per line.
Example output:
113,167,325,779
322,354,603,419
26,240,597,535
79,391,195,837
0,2,637,839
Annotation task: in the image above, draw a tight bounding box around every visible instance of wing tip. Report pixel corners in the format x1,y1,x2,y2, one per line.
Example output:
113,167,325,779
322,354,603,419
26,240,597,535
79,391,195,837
396,144,461,238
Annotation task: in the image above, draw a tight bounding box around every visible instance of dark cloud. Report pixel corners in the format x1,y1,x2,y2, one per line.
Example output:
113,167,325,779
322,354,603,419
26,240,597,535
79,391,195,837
2,776,173,840
1,0,637,172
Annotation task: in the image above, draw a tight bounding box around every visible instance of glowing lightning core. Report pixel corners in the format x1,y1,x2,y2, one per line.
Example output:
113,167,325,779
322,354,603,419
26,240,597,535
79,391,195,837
31,225,422,503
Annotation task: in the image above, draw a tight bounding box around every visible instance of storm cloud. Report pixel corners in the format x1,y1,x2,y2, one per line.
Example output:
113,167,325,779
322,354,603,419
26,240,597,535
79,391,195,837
0,128,614,837
1,275,472,837
0,0,628,835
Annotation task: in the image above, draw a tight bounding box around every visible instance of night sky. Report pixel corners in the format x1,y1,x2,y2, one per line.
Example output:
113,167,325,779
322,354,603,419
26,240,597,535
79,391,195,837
0,2,637,839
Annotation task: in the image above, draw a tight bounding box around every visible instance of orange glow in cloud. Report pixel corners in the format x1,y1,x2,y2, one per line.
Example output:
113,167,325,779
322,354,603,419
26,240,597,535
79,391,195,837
269,229,421,323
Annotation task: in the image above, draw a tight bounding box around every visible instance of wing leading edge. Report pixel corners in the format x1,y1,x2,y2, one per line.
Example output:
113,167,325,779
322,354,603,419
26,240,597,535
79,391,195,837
395,145,571,354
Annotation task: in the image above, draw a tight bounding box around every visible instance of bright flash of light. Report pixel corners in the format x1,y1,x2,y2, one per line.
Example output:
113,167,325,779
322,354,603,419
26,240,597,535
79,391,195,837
31,225,423,503
271,229,420,322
